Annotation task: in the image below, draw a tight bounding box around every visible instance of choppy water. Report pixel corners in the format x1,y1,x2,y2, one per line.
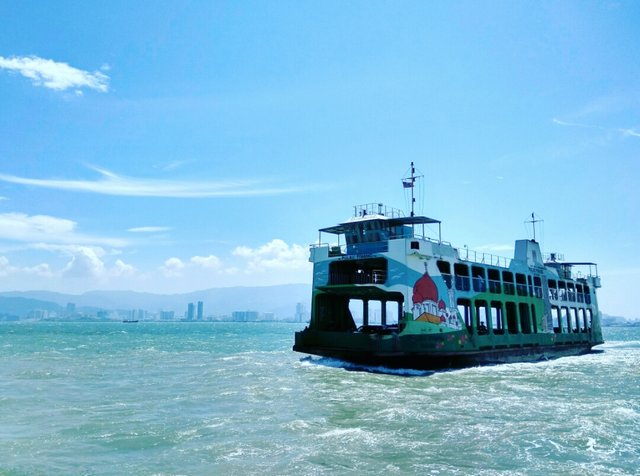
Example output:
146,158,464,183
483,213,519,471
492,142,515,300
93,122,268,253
0,322,638,475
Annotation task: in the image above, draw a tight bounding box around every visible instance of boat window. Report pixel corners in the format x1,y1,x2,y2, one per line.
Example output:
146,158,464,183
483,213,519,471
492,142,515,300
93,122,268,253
410,241,419,250
385,301,399,326
558,281,567,301
551,306,561,333
348,299,365,327
530,304,538,334
561,307,569,333
516,273,527,297
472,266,486,292
587,309,593,330
584,285,592,304
548,279,558,300
491,301,504,334
506,302,518,334
533,276,543,298
487,268,501,294
579,308,587,332
454,263,470,292
502,271,515,295
567,282,576,302
329,258,388,285
519,303,531,334
457,298,472,333
437,260,452,287
475,300,489,335
570,308,579,332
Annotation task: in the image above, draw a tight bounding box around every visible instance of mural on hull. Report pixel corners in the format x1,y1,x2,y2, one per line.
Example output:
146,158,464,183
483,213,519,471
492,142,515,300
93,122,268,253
412,263,462,330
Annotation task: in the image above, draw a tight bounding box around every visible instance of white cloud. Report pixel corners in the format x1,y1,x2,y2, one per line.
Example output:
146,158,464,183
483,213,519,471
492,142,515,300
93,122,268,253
232,239,309,271
127,226,172,233
24,263,54,278
111,259,136,277
0,212,126,247
61,246,106,278
0,256,17,277
552,118,640,139
190,254,222,269
0,165,313,198
0,55,109,93
161,257,186,277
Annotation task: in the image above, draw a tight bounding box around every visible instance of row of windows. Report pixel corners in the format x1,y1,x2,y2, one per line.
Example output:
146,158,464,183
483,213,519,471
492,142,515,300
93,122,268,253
550,306,594,334
438,261,594,305
548,279,592,304
438,261,543,298
457,299,538,336
456,299,593,336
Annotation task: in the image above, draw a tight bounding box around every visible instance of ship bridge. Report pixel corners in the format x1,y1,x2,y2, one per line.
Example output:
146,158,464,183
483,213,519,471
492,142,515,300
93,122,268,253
317,203,441,256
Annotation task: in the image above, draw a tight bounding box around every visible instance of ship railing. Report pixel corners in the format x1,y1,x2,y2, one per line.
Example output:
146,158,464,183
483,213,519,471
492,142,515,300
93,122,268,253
457,248,512,268
353,203,405,218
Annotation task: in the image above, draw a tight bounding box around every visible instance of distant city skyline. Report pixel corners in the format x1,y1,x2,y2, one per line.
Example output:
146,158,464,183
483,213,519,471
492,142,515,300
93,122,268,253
0,2,639,319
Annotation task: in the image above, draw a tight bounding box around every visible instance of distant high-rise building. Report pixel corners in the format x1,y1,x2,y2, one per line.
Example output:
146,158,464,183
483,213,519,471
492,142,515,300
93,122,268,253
187,302,195,321
197,301,204,321
160,310,175,320
295,302,307,322
66,302,76,316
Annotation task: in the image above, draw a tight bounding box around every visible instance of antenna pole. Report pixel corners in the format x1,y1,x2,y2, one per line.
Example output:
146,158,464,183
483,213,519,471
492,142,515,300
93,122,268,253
525,212,543,242
402,161,422,217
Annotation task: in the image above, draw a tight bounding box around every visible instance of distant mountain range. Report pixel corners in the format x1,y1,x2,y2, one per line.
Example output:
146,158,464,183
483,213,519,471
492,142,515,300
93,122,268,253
0,284,311,319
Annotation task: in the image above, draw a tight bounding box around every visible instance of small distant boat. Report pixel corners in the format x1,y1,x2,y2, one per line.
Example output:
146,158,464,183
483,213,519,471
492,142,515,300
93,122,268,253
122,319,139,323
293,163,604,370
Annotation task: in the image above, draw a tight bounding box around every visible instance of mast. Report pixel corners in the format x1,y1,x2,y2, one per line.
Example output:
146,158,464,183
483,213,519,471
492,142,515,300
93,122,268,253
402,161,423,217
525,212,543,242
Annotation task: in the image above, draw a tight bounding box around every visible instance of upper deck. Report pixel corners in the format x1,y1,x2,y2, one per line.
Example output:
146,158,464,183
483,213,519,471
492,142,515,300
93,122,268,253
315,203,442,256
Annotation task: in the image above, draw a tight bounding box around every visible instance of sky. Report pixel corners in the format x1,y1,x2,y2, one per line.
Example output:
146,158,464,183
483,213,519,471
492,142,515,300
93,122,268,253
0,1,638,318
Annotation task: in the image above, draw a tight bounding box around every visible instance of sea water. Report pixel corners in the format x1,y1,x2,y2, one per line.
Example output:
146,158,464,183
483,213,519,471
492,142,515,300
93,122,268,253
0,322,638,475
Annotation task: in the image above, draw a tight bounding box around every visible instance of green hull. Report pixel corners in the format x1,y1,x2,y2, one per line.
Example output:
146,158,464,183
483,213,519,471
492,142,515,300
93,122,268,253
294,328,603,370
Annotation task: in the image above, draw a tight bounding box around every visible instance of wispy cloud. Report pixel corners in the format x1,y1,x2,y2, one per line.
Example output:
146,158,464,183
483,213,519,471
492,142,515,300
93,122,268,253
0,166,313,198
552,118,640,138
127,226,172,233
0,212,126,247
0,55,109,93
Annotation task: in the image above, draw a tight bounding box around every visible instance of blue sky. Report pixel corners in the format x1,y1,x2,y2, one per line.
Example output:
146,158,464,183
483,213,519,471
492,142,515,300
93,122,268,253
0,1,638,318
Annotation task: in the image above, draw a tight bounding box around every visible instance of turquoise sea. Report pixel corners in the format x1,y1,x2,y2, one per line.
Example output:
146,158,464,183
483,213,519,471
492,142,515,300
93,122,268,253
0,322,638,475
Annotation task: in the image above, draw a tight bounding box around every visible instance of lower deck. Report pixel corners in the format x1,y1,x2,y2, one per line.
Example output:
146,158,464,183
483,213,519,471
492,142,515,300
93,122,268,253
293,327,602,370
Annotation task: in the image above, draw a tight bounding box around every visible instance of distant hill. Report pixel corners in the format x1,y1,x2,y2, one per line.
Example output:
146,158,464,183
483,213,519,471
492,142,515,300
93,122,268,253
0,296,63,317
601,313,640,327
0,284,311,319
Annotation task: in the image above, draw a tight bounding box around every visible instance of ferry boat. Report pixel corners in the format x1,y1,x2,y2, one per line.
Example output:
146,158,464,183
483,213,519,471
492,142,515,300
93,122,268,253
293,164,604,369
